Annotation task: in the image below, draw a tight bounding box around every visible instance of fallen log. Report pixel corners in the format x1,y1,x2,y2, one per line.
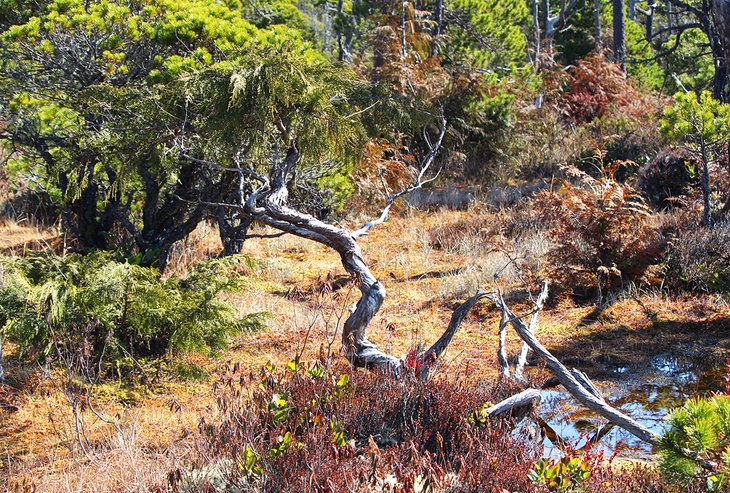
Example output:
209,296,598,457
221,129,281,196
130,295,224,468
492,284,660,446
487,388,542,418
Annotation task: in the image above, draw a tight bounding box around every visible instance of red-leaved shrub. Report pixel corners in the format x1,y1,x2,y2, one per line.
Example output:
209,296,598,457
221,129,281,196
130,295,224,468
171,360,699,492
557,54,640,124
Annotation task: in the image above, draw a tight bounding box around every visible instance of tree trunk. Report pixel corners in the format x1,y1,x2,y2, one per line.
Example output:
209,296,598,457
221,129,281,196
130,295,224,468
494,293,660,445
65,159,112,251
253,200,486,375
487,389,541,418
701,142,714,227
666,0,672,29
497,310,510,378
514,282,548,383
433,0,444,36
533,0,541,60
595,0,602,46
337,0,355,62
541,0,551,42
323,0,331,53
613,0,626,72
711,0,730,101
724,141,730,214
217,209,252,256
714,60,729,103
645,5,653,41
228,120,484,376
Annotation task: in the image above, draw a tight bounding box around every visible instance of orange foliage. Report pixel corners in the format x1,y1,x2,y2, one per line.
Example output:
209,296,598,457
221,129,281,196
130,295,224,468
555,53,657,123
534,179,665,298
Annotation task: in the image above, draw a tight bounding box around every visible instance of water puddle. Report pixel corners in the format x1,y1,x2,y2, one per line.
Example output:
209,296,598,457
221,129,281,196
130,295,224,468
540,353,727,459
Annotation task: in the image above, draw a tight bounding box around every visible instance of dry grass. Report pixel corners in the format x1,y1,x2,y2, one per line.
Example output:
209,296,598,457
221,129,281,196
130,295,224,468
0,218,60,255
2,205,729,491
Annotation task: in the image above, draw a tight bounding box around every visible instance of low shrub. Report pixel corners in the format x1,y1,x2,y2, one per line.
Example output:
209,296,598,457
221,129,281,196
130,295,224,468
187,361,541,492
0,253,267,372
179,362,695,492
658,394,730,491
556,53,644,125
530,455,592,492
638,148,698,209
665,221,730,294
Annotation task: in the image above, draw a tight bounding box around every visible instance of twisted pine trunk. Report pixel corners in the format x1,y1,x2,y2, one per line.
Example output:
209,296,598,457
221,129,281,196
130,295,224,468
253,199,487,376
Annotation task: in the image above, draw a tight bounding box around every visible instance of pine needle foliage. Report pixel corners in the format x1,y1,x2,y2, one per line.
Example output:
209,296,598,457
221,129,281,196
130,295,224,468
659,395,730,491
0,253,267,367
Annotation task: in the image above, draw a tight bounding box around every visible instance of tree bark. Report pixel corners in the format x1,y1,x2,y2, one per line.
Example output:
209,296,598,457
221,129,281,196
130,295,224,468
666,0,673,29
541,0,552,44
497,309,511,378
337,0,355,62
709,0,730,101
487,389,541,418
514,282,548,383
613,0,626,72
252,200,486,376
217,118,481,376
433,0,444,36
217,208,253,256
645,4,653,41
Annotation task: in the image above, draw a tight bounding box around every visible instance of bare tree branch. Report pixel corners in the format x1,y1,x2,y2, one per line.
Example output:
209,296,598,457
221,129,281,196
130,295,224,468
514,281,549,383
352,116,446,239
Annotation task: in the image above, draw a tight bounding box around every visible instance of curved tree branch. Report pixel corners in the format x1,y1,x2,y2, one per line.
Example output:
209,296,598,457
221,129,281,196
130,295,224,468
189,119,482,378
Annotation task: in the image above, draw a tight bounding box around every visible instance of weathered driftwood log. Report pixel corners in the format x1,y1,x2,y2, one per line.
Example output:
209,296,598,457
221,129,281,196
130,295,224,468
487,388,541,419
492,286,660,446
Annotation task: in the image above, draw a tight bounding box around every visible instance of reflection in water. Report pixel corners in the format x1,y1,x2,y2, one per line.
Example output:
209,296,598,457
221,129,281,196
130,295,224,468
540,354,726,459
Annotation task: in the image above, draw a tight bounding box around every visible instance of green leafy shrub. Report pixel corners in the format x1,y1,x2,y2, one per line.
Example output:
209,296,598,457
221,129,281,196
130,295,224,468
530,456,592,492
659,395,730,490
0,253,267,368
